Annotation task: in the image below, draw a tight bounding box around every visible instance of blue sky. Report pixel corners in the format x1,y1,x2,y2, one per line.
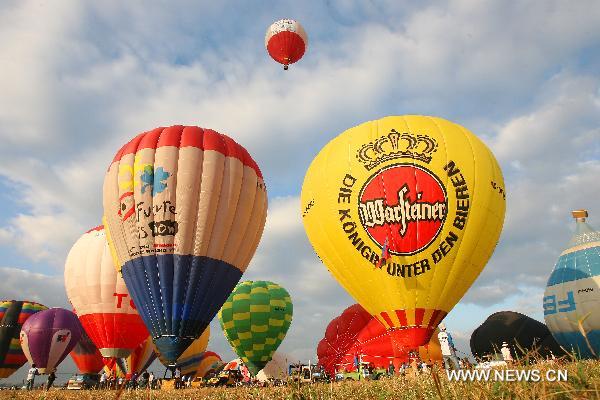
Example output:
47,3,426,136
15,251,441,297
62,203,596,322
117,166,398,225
1,0,599,383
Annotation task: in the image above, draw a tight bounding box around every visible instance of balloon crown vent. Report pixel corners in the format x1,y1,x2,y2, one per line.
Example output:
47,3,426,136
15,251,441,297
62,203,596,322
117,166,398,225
356,129,438,170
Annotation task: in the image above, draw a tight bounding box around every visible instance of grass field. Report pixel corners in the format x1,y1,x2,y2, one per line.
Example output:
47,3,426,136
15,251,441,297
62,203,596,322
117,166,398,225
3,360,599,399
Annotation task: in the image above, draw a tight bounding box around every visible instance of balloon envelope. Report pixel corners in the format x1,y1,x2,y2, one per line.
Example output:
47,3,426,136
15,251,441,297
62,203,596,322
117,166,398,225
265,19,307,68
317,304,441,375
20,308,82,373
124,336,156,375
65,226,148,359
172,326,210,376
70,328,104,374
196,351,223,378
0,300,47,378
103,126,268,364
544,211,600,358
470,311,564,360
302,116,506,348
219,281,293,375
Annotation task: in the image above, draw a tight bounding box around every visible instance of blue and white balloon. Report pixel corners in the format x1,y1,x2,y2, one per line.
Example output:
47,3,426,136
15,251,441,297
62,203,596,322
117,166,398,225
543,210,600,358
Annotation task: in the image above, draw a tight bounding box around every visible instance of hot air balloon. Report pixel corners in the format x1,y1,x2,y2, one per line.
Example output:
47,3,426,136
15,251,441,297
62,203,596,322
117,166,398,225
218,281,293,375
470,311,564,360
171,327,210,376
103,125,267,366
302,116,506,350
196,351,223,378
256,352,290,382
64,225,149,363
317,304,441,376
70,328,104,374
0,301,47,378
20,308,82,373
222,358,251,382
317,304,372,374
123,336,157,376
265,19,307,70
544,210,600,358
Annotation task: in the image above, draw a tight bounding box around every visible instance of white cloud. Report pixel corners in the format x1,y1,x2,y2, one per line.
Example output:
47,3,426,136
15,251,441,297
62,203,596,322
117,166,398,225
0,0,599,367
0,267,68,307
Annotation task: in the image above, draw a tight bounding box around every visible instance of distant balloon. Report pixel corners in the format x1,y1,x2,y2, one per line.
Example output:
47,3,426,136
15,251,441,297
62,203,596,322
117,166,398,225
0,300,47,378
70,328,104,374
219,281,293,375
20,308,82,373
302,116,506,349
172,327,210,376
222,358,251,382
64,226,148,360
265,19,307,70
317,304,441,375
470,311,564,360
544,210,600,358
196,351,223,378
103,126,267,365
122,336,156,375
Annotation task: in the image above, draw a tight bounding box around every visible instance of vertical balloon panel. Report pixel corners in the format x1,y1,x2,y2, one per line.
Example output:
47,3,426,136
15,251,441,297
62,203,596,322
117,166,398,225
103,126,267,364
302,116,506,348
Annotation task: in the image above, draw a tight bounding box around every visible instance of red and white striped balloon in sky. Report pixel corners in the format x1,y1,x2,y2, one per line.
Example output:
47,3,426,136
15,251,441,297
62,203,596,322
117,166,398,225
265,19,307,70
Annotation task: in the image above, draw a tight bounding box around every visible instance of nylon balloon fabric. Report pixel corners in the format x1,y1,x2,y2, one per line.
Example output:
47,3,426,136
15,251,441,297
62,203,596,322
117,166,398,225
0,301,47,378
103,126,267,364
302,116,506,348
218,281,293,375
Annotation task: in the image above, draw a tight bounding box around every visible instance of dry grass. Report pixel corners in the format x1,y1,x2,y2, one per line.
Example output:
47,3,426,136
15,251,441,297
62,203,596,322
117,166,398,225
3,359,598,400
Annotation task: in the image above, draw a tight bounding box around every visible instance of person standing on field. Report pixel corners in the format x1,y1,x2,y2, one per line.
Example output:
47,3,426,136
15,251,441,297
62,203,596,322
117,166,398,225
26,364,38,390
501,341,514,364
438,323,460,371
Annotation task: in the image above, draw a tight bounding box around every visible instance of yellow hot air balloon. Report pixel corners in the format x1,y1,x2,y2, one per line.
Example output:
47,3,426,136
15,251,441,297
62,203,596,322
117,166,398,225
301,116,505,348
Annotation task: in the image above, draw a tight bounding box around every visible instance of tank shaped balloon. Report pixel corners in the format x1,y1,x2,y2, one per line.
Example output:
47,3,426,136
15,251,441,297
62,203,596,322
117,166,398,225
219,281,293,375
0,300,47,378
470,311,564,360
20,308,82,373
265,19,307,70
103,125,267,365
544,210,600,358
302,116,506,349
64,226,148,359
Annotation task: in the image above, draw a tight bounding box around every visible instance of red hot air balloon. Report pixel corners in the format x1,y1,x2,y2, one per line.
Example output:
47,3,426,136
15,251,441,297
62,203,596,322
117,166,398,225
20,308,82,374
64,226,148,361
265,19,307,70
317,304,372,374
70,329,104,374
317,304,442,376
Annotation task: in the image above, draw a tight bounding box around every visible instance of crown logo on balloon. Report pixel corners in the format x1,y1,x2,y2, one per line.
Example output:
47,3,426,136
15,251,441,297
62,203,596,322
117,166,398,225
356,130,438,170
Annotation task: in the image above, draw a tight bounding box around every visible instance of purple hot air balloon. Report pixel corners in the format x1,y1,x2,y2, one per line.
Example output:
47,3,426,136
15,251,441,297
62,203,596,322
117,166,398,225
20,308,82,374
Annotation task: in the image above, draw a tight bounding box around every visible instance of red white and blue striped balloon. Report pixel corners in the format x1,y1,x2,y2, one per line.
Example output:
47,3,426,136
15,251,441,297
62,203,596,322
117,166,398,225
103,125,267,365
